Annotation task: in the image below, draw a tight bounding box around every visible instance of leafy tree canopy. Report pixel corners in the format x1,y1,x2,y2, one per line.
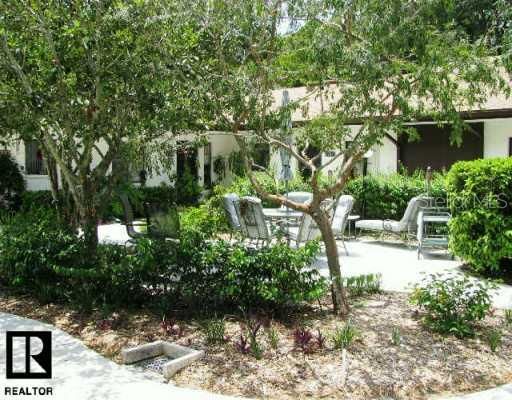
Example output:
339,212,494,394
0,0,213,248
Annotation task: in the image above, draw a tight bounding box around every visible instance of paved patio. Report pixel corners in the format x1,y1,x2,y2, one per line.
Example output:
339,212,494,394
313,238,512,309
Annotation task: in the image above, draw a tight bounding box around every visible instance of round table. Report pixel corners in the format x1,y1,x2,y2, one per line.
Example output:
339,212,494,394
262,208,303,220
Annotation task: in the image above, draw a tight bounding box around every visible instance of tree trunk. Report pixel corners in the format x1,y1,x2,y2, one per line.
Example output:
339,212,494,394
78,181,99,254
314,207,350,316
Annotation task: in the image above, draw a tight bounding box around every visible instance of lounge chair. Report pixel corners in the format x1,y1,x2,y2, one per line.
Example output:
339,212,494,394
331,195,355,254
355,196,433,238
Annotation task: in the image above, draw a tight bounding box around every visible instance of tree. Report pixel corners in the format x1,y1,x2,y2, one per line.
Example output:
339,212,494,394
0,0,208,251
198,0,508,315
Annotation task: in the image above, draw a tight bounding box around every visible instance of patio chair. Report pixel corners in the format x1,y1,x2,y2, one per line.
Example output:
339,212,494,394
119,193,147,243
143,201,180,242
287,199,335,249
233,196,272,246
331,195,355,255
355,196,433,239
280,191,313,208
222,193,242,233
119,194,180,244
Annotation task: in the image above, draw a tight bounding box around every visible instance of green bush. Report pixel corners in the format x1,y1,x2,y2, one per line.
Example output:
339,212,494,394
344,172,446,220
446,158,512,274
0,208,83,293
410,274,496,338
173,236,326,309
0,152,25,212
0,209,173,307
174,167,202,205
0,209,325,311
20,191,54,212
180,204,227,239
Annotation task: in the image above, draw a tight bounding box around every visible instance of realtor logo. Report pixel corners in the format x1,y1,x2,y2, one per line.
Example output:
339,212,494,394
6,331,52,379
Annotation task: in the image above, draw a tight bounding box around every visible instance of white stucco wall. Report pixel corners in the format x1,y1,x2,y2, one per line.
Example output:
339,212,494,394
7,133,240,191
484,118,512,158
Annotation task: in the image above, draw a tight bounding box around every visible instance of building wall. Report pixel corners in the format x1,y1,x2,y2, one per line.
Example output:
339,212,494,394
9,118,511,192
8,133,240,191
484,118,512,158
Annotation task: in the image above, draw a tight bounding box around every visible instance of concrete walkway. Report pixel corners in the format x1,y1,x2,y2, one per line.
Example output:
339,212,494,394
437,384,512,400
0,312,237,400
313,238,512,309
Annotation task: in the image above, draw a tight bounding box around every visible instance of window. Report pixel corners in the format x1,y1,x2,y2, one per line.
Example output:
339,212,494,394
203,143,212,188
24,141,46,175
509,138,512,156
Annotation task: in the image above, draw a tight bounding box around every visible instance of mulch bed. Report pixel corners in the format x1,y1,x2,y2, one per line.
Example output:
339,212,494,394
1,289,511,400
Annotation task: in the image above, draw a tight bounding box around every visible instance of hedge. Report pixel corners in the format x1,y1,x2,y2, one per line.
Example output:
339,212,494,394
446,158,512,274
344,172,446,220
0,208,326,310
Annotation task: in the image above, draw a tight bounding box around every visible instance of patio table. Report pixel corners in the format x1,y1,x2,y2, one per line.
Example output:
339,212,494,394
262,208,303,220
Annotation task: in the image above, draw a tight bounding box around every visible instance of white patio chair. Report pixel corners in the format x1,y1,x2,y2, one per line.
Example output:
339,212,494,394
287,199,335,248
355,196,433,239
331,195,355,255
233,196,272,246
222,193,241,233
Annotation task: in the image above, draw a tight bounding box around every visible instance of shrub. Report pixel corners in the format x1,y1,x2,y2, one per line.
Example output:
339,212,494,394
0,209,175,306
344,273,382,297
0,152,25,212
332,321,359,350
172,237,326,309
410,274,496,337
0,208,84,294
293,327,314,353
180,203,227,239
0,209,325,311
202,319,227,344
216,171,447,219
446,158,512,274
486,328,502,353
344,171,446,220
20,190,54,212
174,167,202,205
